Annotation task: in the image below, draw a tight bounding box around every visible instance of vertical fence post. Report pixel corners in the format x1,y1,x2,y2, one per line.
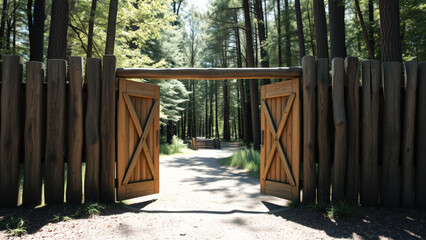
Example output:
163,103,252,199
101,55,117,202
0,55,23,207
332,57,347,202
85,58,102,202
302,56,316,203
360,60,380,206
317,58,331,203
416,62,426,210
23,61,45,206
401,62,418,208
45,59,67,204
345,57,360,203
381,62,402,208
67,57,84,203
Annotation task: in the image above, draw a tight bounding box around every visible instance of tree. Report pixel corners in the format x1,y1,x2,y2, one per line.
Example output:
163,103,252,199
27,0,46,61
379,0,402,62
47,0,70,59
86,0,98,58
313,0,328,58
243,0,261,150
276,0,282,66
295,0,306,63
329,0,346,58
254,0,269,85
354,0,374,59
105,0,118,55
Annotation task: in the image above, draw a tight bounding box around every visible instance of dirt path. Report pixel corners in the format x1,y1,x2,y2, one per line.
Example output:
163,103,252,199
1,143,426,239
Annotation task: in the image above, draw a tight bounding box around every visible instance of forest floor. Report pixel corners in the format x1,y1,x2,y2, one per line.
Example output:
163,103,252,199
1,142,425,239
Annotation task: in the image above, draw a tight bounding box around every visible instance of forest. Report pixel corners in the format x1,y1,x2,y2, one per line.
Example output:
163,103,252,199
1,0,425,149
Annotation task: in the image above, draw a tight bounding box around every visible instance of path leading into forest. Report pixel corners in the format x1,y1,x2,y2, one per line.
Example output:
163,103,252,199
1,142,425,239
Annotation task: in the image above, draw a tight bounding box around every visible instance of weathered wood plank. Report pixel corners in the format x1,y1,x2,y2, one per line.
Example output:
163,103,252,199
45,59,67,205
0,56,23,207
85,58,102,202
332,58,347,203
360,60,380,206
316,58,331,203
67,57,84,204
116,67,302,80
302,56,316,203
415,62,426,210
381,62,402,208
23,61,44,206
100,55,117,202
401,62,418,208
345,57,360,203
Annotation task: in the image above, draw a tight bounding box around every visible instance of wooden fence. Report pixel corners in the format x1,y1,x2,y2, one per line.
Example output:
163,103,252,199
0,55,117,207
302,56,426,209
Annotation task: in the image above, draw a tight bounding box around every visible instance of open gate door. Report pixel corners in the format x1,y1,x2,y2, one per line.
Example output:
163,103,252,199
117,79,160,201
260,79,300,202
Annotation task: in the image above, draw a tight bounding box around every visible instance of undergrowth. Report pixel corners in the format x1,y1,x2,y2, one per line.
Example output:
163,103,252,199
1,215,28,236
219,147,260,178
160,135,187,155
74,202,105,218
287,200,358,219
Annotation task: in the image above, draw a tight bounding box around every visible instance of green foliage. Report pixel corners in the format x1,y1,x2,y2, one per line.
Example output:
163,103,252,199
0,216,28,236
160,135,187,155
219,148,260,178
327,201,358,219
74,202,105,218
52,214,71,223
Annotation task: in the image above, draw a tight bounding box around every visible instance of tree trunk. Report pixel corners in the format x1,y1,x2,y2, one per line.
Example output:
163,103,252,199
105,0,118,54
354,0,374,59
223,80,230,141
313,0,328,58
368,0,375,58
329,0,347,59
254,0,270,85
243,0,261,150
277,0,282,67
215,81,219,138
295,0,306,64
205,80,208,137
47,0,69,59
284,0,291,66
167,120,173,144
87,0,98,58
379,0,402,62
307,1,316,56
192,80,196,138
0,0,8,52
28,0,46,61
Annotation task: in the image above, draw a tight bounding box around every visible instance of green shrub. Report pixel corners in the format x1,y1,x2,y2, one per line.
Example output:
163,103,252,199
220,148,260,178
74,202,105,218
160,135,187,155
327,201,358,218
1,216,28,236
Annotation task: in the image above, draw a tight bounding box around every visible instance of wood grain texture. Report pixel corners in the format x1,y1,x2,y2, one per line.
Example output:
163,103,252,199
381,62,402,208
23,61,44,206
415,62,426,210
360,60,380,206
401,62,418,208
45,59,67,205
316,58,331,203
85,58,102,202
302,56,316,203
332,58,347,202
100,55,117,202
0,55,23,207
67,57,84,204
345,57,360,203
116,67,302,80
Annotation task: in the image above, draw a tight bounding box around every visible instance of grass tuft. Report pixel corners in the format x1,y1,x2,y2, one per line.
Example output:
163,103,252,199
327,201,358,219
1,216,28,236
74,202,105,218
219,147,260,178
160,135,188,155
52,214,71,223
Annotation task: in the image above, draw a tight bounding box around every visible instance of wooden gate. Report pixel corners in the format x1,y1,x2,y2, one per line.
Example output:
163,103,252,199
260,79,300,202
117,79,160,201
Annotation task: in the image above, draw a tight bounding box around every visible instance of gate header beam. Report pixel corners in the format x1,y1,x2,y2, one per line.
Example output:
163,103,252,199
116,67,302,80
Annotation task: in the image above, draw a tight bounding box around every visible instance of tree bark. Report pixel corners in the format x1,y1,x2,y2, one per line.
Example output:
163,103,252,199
223,80,230,141
254,0,270,85
277,0,282,66
47,0,69,59
379,0,402,62
329,0,347,59
105,0,118,55
243,0,261,150
313,0,328,58
87,0,98,58
215,80,219,138
295,0,306,64
368,0,375,58
0,0,8,52
284,0,291,66
354,0,374,59
28,0,46,61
